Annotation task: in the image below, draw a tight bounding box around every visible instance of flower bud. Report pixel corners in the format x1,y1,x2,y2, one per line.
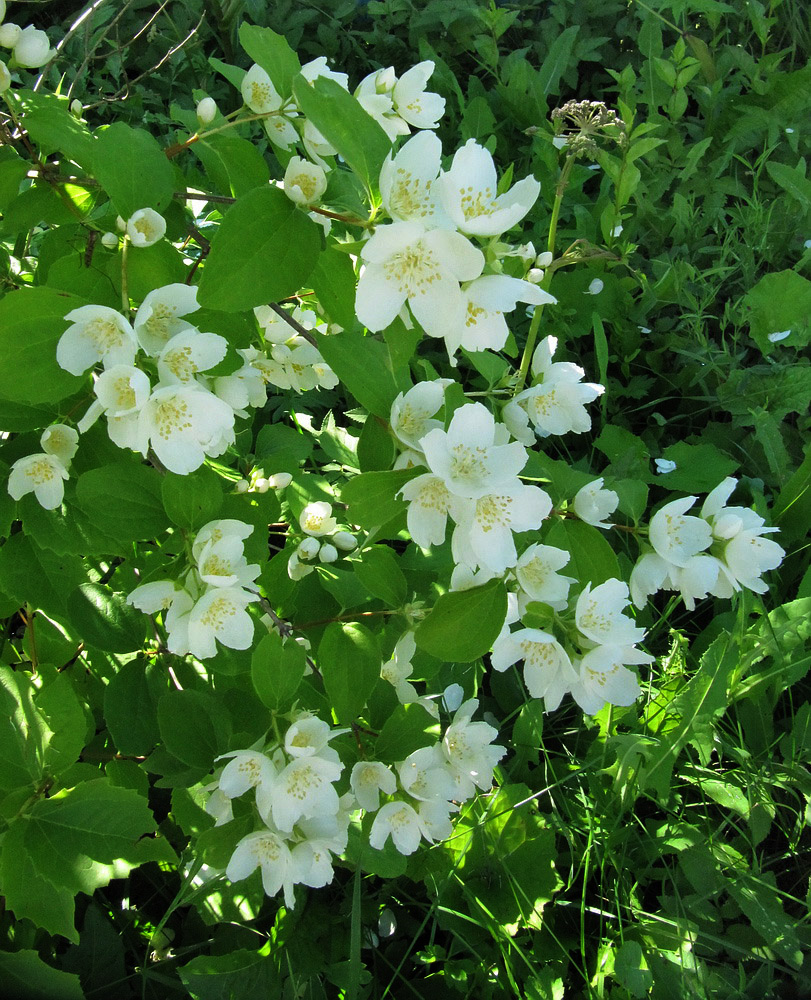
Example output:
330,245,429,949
318,543,338,563
332,531,357,551
283,156,328,206
527,267,544,284
536,251,553,268
0,60,10,93
253,477,270,493
586,278,604,296
235,478,250,493
297,537,321,561
268,472,292,489
100,231,118,249
13,26,51,68
70,99,83,118
0,23,22,49
196,96,217,125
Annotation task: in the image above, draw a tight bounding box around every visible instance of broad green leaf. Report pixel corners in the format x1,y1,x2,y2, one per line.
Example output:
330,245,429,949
415,580,507,663
197,186,321,312
104,659,163,756
162,468,224,530
725,874,804,969
537,25,580,96
0,287,86,404
251,632,307,711
23,779,161,895
35,672,87,776
254,422,313,472
773,440,811,541
179,949,280,1000
341,470,415,528
357,414,396,472
209,55,246,90
347,819,407,878
319,622,381,723
196,812,254,869
316,330,400,418
0,820,78,942
194,133,271,199
0,950,83,1000
158,688,232,768
61,903,128,995
765,160,811,208
16,90,94,170
375,703,440,763
309,245,358,329
92,121,175,216
743,269,811,355
352,547,407,607
292,76,391,193
238,23,301,96
20,492,124,557
0,532,85,618
76,463,168,542
0,666,49,791
461,96,497,141
67,582,146,653
613,941,653,998
658,441,739,493
544,519,620,587
0,147,28,211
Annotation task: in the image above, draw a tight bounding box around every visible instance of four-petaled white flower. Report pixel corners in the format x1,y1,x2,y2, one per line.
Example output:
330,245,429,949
390,381,447,453
648,495,712,568
241,64,298,149
157,329,228,385
126,208,166,248
57,305,137,374
570,647,644,716
300,501,338,536
369,800,424,855
137,383,235,474
8,452,69,509
350,761,397,811
448,274,555,356
442,698,505,798
185,585,257,659
575,579,646,648
491,628,578,710
513,543,575,612
258,755,342,833
134,284,200,355
284,156,328,205
379,131,450,226
573,478,619,529
226,830,299,909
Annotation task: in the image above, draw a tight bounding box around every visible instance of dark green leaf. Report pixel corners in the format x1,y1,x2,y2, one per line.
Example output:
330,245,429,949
92,122,175,216
309,245,358,329
375,703,440,763
0,950,84,1000
341,470,415,528
239,23,301,96
250,632,307,711
104,659,163,756
67,583,146,653
316,330,400,418
76,463,168,543
352,547,407,607
319,622,380,723
415,580,507,663
161,468,224,530
158,689,231,768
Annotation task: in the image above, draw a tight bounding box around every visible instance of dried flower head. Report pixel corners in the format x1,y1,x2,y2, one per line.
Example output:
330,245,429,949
551,100,627,157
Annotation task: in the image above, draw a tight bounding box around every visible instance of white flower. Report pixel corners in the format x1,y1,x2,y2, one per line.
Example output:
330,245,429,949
0,60,11,92
767,330,791,343
57,305,137,374
127,580,182,614
257,755,342,833
0,24,22,49
630,551,720,611
350,761,397,811
12,25,52,68
570,647,643,715
197,536,260,589
369,801,423,855
398,745,457,802
196,97,218,124
93,364,151,450
284,714,345,762
448,275,555,356
420,402,528,500
134,284,200,355
217,750,277,799
513,543,575,612
40,424,79,466
213,348,269,414
491,628,578,710
300,501,337,536
575,579,646,647
284,156,328,205
450,485,552,574
390,380,446,452
400,474,453,547
573,478,619,529
8,453,68,509
226,830,299,908
241,64,298,149
379,131,449,226
355,220,484,337
392,61,445,129
126,208,166,248
649,495,712,567
437,139,540,236
300,55,349,90
503,336,604,443
186,586,257,659
157,329,228,384
585,278,604,295
654,458,677,474
137,383,235,474
193,519,253,560
442,698,504,797
381,631,419,703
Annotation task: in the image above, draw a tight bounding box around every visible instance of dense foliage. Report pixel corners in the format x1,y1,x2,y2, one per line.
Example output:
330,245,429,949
0,1,809,998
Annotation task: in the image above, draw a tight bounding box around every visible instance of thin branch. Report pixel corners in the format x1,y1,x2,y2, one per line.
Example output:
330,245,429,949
268,302,318,345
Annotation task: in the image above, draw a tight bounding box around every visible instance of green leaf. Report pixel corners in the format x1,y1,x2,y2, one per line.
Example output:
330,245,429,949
255,422,313,472
765,160,811,208
292,76,391,194
76,463,168,543
743,269,811,355
36,672,87,776
23,779,161,895
543,519,620,587
0,532,85,618
61,902,128,995
194,133,271,199
158,689,231,769
341,470,415,528
92,122,175,217
0,666,49,792
319,622,381,723
197,186,321,312
67,582,146,653
161,468,224,530
773,440,811,542
658,441,739,493
461,96,497,141
316,330,401,418
352,547,407,607
537,25,580,96
1,820,78,942
309,245,358,329
179,950,280,999
415,580,507,663
238,23,301,96
375,703,440,763
104,659,163,756
613,941,653,998
0,287,86,404
250,632,307,711
725,874,804,969
17,91,94,171
0,950,84,1000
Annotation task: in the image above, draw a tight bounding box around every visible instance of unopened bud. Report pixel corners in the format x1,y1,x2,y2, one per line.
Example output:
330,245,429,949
536,251,553,267
268,472,292,489
100,231,118,249
196,97,217,125
318,543,338,563
70,99,83,118
235,478,250,493
332,531,357,551
116,215,127,232
254,477,270,493
527,267,544,284
0,23,22,49
298,537,321,561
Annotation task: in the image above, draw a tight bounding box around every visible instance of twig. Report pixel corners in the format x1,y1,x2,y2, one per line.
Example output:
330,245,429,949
268,302,318,345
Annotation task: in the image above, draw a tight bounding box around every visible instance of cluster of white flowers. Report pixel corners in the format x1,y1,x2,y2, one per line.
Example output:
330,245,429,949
253,305,338,393
492,576,653,716
7,424,78,510
127,518,259,659
503,336,605,442
209,714,351,908
288,501,358,580
356,131,555,359
0,3,54,90
630,478,785,610
396,397,552,575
